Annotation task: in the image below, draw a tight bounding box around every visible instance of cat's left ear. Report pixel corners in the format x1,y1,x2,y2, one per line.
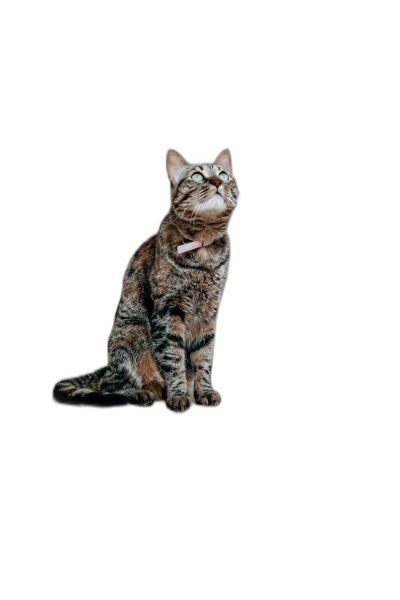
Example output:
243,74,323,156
214,149,232,175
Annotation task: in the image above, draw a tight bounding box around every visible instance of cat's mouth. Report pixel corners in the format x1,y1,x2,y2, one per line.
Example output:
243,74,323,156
197,190,226,213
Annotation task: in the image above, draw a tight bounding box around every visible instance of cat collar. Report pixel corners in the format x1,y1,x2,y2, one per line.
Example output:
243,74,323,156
177,239,213,254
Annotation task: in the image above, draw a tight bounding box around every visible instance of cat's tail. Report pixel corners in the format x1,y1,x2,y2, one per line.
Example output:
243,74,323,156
53,367,129,407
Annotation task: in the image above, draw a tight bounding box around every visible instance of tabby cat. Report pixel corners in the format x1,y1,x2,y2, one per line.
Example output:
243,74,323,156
53,149,238,412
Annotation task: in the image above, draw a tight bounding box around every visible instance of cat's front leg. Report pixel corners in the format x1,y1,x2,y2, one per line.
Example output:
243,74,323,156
152,305,220,411
190,328,221,407
152,312,191,412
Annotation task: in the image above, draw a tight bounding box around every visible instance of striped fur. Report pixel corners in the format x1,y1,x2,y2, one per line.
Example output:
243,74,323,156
54,149,238,411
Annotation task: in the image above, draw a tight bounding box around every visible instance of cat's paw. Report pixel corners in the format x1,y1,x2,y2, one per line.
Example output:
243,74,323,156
195,390,221,406
128,389,154,406
166,394,191,412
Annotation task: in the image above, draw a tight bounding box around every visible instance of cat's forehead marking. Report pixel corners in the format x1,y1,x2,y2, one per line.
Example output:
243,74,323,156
194,164,221,176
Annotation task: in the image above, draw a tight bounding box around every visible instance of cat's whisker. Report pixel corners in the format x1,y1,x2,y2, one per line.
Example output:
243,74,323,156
179,196,197,222
190,200,202,228
187,207,196,230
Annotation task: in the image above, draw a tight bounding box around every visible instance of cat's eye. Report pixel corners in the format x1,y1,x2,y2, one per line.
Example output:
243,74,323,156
192,172,204,182
219,172,229,182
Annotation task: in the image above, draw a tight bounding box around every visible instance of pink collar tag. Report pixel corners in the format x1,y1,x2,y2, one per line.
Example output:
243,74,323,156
177,239,213,254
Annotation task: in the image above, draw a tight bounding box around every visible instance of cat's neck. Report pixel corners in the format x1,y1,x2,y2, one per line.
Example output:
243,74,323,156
167,209,229,242
158,216,229,266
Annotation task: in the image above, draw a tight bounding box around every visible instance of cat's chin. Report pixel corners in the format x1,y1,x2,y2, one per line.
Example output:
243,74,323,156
197,192,226,213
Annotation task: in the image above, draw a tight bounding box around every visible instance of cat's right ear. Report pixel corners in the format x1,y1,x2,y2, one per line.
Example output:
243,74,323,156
166,150,189,185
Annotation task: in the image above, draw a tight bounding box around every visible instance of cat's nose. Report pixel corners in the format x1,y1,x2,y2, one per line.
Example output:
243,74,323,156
209,176,222,188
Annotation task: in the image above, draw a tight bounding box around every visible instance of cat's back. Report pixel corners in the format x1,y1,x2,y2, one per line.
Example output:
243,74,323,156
122,234,157,303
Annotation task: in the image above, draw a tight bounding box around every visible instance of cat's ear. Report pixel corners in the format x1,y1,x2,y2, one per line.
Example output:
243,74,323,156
166,150,189,185
214,149,232,175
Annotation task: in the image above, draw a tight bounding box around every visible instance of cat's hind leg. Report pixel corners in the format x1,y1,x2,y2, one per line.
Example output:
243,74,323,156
99,343,164,402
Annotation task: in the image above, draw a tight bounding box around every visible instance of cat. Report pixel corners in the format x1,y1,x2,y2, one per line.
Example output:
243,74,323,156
53,149,239,412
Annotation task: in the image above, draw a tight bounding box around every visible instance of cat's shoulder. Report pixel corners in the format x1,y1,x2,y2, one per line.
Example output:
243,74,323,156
125,234,157,280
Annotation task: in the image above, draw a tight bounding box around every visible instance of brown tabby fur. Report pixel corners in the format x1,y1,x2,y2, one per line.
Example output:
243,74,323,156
54,149,238,411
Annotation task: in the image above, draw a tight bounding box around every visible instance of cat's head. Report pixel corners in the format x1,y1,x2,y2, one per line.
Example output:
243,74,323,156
166,149,238,238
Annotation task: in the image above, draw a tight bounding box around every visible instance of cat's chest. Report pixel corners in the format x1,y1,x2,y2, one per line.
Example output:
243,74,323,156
177,270,221,346
178,267,224,312
152,254,228,321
